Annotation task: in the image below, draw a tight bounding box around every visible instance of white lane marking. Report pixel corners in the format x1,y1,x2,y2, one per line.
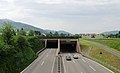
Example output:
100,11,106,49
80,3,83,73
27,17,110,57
82,59,86,62
41,61,44,65
89,65,96,71
50,51,56,73
85,58,114,73
73,60,75,63
81,72,83,73
20,49,47,73
62,57,67,73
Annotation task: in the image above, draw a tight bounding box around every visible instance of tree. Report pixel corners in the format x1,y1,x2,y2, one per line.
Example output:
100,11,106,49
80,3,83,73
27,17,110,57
54,32,59,37
0,44,16,58
12,29,16,35
18,28,26,36
15,36,29,51
28,30,34,36
119,31,120,34
2,23,14,45
34,31,41,36
60,33,66,37
49,32,53,36
73,34,80,38
15,35,35,60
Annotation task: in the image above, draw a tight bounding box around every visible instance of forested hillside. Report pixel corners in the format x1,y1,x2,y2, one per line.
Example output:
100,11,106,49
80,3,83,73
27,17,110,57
0,24,45,73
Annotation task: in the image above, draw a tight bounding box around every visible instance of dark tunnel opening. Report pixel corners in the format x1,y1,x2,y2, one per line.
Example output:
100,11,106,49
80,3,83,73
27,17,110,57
60,41,76,53
46,40,58,48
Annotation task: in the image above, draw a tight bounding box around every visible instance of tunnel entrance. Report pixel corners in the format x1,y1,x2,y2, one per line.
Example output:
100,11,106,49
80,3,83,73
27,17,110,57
46,40,58,48
60,41,76,53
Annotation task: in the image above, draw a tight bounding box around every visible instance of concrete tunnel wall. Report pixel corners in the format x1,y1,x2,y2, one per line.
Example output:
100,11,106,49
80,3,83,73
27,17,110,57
45,39,81,53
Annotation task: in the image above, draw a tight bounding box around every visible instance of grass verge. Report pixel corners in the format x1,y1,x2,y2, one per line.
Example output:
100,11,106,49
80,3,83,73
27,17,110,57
80,39,120,73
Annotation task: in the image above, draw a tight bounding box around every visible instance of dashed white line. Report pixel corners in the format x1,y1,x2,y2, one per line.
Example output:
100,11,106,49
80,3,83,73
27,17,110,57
73,60,75,63
82,59,86,62
89,65,96,71
63,57,67,73
50,51,56,73
85,57,114,73
41,61,44,65
20,49,47,73
81,72,83,73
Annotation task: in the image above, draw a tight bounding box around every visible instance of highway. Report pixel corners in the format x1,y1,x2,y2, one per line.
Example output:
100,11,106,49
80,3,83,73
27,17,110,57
62,53,114,73
21,49,114,73
21,48,57,73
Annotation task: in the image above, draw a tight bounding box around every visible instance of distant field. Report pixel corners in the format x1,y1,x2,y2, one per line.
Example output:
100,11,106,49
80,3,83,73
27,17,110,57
80,39,120,73
86,38,120,52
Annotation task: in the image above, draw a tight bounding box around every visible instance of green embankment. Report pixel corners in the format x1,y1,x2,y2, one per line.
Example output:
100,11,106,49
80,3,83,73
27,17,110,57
80,39,120,73
0,36,44,73
86,38,120,52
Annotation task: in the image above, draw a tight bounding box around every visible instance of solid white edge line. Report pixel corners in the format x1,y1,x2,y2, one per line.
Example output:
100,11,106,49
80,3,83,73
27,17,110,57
20,49,47,73
85,57,114,73
62,57,67,73
89,65,96,71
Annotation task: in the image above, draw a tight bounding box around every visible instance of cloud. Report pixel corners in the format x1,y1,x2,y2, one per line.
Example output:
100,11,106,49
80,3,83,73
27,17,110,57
0,0,120,33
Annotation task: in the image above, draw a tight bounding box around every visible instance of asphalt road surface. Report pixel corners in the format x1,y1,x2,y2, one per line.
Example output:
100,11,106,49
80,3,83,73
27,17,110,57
21,49,114,73
21,48,57,73
62,53,114,73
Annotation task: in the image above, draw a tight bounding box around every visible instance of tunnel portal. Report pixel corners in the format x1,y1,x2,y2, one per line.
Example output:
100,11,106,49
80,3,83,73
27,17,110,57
46,40,58,48
60,41,76,53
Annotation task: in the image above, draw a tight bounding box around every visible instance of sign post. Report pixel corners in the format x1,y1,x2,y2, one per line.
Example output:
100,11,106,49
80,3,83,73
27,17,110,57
100,52,102,59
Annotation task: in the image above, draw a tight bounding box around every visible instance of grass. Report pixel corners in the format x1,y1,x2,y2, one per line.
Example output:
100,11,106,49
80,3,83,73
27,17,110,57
80,39,120,73
86,38,120,52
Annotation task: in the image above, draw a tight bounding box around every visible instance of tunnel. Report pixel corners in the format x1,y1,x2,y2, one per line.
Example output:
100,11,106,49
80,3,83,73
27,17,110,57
46,40,58,48
60,41,77,53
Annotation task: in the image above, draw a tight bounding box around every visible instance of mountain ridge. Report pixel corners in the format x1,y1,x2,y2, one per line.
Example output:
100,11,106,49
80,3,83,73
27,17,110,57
101,30,120,35
0,19,71,34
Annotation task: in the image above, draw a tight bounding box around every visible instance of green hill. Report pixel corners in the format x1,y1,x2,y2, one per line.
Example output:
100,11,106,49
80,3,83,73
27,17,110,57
0,19,71,34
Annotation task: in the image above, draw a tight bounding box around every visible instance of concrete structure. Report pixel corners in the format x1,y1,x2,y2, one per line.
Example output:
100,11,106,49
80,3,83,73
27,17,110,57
40,37,81,53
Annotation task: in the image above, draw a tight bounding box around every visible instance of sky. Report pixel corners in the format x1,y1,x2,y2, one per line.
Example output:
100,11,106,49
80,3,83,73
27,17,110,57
0,0,120,34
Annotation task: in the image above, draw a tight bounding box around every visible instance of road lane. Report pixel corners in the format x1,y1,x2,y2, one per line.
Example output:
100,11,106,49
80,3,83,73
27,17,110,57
62,53,114,73
82,55,114,73
62,53,95,73
21,49,57,73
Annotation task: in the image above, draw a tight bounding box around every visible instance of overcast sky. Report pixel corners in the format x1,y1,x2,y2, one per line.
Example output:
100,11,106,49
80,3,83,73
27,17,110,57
0,0,120,34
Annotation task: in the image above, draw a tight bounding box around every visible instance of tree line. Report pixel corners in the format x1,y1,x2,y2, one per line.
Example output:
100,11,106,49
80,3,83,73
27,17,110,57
102,31,120,38
0,23,44,73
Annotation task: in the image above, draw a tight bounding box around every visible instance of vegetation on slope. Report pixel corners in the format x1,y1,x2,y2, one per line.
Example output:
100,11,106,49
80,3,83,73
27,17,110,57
0,24,44,73
80,39,120,73
87,39,120,52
